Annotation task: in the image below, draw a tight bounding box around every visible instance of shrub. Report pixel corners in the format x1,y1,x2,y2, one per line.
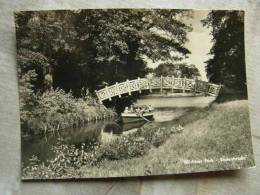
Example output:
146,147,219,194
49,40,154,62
102,135,150,160
22,124,184,179
20,88,117,136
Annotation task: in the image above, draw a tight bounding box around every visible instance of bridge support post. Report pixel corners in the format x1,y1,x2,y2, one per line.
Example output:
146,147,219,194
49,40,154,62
160,75,163,94
171,76,174,93
126,79,131,95
148,78,152,92
138,77,141,94
194,77,198,95
182,76,186,93
95,90,103,104
115,82,121,98
105,86,112,101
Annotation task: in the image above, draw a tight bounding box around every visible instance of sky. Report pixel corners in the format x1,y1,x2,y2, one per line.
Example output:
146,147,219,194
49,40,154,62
145,10,213,81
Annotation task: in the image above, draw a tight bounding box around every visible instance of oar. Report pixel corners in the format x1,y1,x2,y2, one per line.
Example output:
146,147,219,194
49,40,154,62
115,116,122,123
138,113,151,123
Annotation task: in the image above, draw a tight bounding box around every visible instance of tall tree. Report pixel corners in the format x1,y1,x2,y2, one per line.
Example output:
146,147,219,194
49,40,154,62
15,9,192,96
202,11,247,95
154,62,200,78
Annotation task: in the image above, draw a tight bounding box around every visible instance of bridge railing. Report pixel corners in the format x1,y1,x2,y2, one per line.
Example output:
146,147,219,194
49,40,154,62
95,76,221,103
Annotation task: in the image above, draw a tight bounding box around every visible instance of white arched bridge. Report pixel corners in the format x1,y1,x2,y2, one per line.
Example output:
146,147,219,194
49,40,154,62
95,76,221,103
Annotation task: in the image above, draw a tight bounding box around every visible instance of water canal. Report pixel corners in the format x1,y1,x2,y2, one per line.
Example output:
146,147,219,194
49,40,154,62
21,96,215,167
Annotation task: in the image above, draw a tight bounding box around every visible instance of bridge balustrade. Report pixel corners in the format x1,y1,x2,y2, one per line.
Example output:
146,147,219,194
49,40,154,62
95,76,221,103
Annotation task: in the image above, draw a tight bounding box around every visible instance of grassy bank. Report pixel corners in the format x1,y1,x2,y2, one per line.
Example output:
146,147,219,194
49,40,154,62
22,100,255,179
20,89,117,136
78,100,254,177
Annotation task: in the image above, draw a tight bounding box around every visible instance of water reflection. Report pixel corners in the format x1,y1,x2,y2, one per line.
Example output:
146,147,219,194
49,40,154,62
22,96,215,167
99,121,147,144
100,122,122,144
21,119,146,167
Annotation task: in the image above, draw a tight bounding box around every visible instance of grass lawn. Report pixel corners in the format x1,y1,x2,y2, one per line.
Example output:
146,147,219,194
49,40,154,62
78,100,255,177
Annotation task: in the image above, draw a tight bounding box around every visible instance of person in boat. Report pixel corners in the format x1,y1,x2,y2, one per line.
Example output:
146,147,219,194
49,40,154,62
137,107,143,116
140,106,146,114
148,105,153,112
135,106,141,114
129,105,134,113
124,106,129,113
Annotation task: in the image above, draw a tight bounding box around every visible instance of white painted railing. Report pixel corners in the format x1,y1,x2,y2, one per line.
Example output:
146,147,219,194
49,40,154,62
95,76,221,103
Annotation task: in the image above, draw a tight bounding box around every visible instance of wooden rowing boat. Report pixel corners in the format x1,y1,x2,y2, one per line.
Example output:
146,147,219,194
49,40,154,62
121,112,154,123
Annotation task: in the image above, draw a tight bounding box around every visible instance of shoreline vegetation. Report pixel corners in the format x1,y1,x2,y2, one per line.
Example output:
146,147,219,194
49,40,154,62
16,10,251,179
22,100,254,179
20,88,117,137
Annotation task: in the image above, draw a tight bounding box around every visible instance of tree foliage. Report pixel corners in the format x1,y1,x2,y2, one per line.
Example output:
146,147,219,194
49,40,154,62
202,11,247,94
154,62,200,78
15,9,192,96
15,9,193,128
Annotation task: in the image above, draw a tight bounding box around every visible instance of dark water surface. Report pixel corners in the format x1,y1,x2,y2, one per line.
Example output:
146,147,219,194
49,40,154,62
21,120,148,167
22,96,215,167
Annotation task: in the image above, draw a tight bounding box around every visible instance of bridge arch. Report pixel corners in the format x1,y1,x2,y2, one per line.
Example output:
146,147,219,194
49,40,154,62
95,76,221,103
